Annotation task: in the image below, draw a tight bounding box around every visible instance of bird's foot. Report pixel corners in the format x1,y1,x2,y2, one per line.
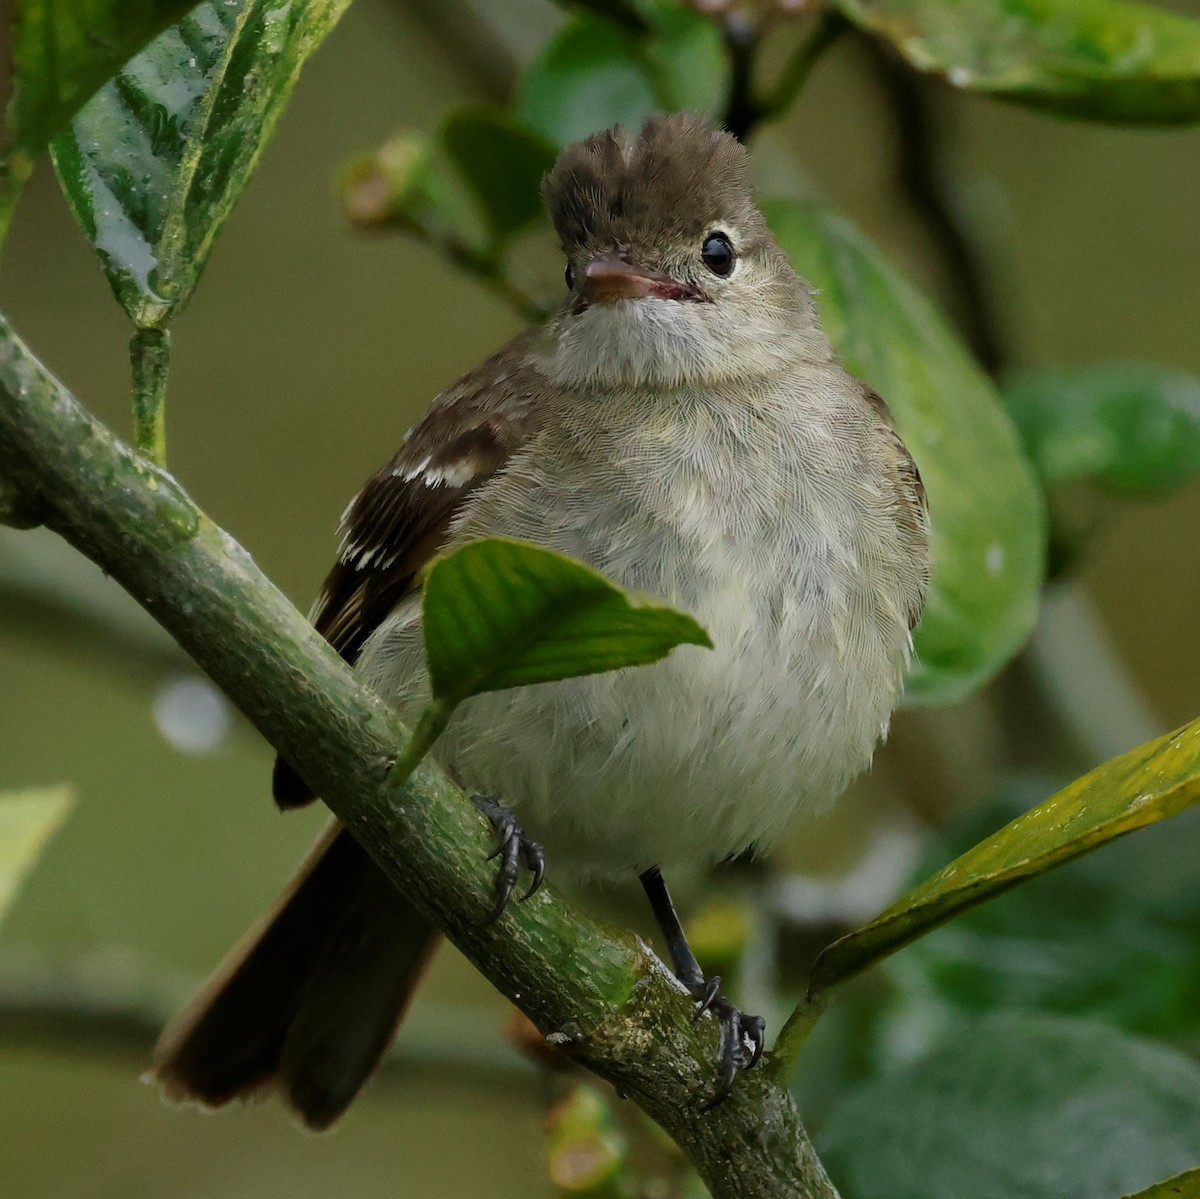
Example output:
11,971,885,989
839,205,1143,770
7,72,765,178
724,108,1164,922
472,794,545,923
686,975,765,1111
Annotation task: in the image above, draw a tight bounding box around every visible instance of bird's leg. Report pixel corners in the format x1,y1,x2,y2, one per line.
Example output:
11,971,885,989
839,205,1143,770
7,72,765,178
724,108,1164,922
472,794,546,923
639,865,765,1109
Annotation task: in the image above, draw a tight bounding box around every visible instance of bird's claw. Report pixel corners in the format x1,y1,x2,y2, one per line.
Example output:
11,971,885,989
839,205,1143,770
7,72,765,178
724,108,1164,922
691,975,722,1020
685,978,765,1111
472,794,545,924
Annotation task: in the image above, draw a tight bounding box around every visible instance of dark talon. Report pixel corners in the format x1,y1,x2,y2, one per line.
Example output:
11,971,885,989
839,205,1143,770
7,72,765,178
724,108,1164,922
522,842,546,900
691,975,722,1021
472,794,545,923
692,990,765,1111
700,1003,743,1111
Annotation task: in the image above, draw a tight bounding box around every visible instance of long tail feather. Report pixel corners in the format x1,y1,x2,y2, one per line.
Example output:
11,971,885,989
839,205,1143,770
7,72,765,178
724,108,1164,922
153,823,438,1129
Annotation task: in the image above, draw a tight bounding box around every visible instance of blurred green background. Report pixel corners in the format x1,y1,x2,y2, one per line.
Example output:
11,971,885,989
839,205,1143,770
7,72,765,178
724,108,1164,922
1,1,1199,1195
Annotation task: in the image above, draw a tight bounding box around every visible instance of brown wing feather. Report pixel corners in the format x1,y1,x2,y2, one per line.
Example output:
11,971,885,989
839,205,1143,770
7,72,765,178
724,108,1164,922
860,383,929,632
273,330,543,808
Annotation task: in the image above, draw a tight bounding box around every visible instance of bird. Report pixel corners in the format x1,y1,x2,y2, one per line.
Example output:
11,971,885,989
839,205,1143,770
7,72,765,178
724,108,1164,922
153,112,929,1128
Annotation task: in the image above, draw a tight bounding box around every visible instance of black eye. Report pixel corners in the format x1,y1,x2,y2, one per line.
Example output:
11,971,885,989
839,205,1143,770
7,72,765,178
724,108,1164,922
701,232,735,276
564,262,575,290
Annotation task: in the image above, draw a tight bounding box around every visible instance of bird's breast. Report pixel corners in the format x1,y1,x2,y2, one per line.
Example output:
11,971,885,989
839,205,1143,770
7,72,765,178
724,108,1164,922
364,379,923,874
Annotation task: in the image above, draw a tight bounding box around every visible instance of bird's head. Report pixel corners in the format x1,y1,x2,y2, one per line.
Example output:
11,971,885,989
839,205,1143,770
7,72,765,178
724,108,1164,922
536,113,829,391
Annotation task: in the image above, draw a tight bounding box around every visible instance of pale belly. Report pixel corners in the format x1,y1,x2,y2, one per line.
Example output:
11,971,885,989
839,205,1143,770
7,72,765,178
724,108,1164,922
358,412,917,876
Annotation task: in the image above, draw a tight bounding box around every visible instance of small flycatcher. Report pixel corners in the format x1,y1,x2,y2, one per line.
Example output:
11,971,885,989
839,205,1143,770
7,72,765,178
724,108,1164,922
155,112,929,1124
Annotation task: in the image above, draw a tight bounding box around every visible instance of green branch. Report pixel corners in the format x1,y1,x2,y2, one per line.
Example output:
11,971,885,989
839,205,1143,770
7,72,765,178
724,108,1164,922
0,313,839,1199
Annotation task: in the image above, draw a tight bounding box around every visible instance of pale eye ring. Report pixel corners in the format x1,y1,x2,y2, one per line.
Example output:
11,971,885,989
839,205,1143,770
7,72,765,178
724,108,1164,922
701,232,735,276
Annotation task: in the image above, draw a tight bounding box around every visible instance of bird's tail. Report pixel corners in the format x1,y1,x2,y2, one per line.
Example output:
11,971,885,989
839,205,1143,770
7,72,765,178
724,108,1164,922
153,823,438,1130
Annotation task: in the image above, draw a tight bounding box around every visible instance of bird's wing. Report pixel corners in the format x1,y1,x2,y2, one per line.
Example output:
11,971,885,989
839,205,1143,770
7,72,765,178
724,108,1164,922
860,382,930,632
273,329,544,808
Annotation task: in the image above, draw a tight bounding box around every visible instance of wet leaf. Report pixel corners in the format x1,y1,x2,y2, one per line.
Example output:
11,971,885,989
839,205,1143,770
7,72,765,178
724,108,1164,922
0,785,74,927
0,0,197,245
1005,362,1200,497
765,198,1045,705
834,0,1200,124
516,7,725,148
819,1013,1200,1199
808,718,1200,995
422,537,711,707
50,0,352,329
439,110,557,249
1122,1168,1200,1199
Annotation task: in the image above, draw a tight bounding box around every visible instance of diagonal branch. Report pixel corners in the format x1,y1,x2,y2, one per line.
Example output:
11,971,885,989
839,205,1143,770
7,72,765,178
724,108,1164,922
0,314,838,1199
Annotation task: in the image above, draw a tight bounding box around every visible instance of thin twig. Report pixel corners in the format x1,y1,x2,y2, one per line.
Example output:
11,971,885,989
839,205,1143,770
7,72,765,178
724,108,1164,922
722,9,760,142
130,327,171,466
439,234,547,322
722,8,847,143
768,991,828,1085
861,36,1006,376
757,11,848,129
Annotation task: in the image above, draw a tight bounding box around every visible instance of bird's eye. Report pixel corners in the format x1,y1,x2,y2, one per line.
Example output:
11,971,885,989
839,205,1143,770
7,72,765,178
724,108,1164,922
564,262,575,290
701,232,735,277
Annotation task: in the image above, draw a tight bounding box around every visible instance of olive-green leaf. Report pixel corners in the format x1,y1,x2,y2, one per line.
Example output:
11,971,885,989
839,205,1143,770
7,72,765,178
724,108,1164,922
0,0,198,248
1005,363,1200,498
49,0,352,329
819,1014,1200,1199
0,785,74,927
517,16,659,148
833,0,1200,124
516,6,725,148
764,198,1045,705
645,3,727,117
422,537,712,708
439,110,557,249
1122,1168,1200,1199
808,716,1200,995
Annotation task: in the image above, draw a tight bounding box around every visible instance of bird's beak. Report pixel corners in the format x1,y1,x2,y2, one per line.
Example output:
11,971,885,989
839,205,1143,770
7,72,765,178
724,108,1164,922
579,254,704,307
